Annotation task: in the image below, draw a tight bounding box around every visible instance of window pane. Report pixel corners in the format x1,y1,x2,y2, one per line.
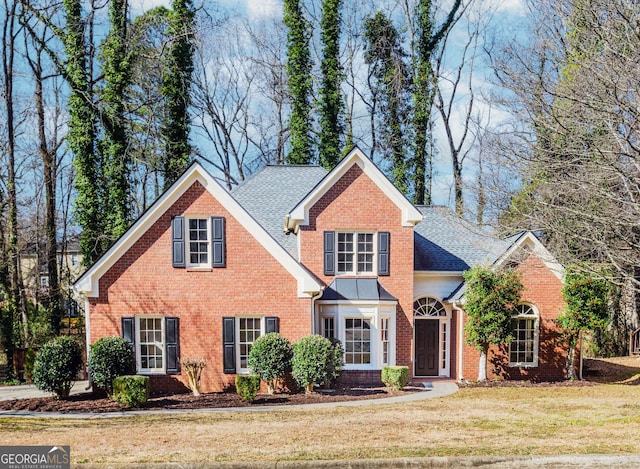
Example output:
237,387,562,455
510,315,537,365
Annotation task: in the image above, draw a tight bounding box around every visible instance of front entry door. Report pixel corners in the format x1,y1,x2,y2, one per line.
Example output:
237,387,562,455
415,320,439,376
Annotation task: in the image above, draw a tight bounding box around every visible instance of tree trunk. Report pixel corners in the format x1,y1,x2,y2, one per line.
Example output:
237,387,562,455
477,348,488,381
566,344,576,380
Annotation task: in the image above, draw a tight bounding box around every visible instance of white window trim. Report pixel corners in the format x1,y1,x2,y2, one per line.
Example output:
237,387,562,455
335,231,377,276
186,216,211,269
412,296,451,378
320,315,336,339
509,304,540,368
236,317,265,375
136,315,166,375
380,316,392,366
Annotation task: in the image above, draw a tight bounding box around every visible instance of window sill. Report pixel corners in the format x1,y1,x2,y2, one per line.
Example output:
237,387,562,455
186,266,213,272
508,362,538,368
137,370,166,375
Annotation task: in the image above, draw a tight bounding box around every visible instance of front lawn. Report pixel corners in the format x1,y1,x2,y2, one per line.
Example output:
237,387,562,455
1,382,639,464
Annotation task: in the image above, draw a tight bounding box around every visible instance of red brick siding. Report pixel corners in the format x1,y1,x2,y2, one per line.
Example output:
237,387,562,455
459,253,567,381
299,164,415,374
89,181,312,393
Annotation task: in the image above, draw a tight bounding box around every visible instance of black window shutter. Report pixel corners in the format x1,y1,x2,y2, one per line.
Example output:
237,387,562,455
122,317,135,346
378,231,390,276
265,316,279,334
165,317,179,374
211,216,226,268
172,216,186,268
324,231,335,275
222,317,236,374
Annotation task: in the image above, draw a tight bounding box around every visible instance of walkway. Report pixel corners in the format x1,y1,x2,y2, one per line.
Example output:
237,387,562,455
0,380,458,419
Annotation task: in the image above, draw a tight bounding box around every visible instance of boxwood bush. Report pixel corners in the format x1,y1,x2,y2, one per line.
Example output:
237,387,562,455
113,375,149,407
88,336,136,396
235,375,261,402
292,335,334,393
247,333,292,394
32,336,83,399
381,366,409,390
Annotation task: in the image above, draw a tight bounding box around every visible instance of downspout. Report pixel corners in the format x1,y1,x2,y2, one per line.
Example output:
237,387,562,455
453,301,464,382
310,289,324,335
82,294,92,390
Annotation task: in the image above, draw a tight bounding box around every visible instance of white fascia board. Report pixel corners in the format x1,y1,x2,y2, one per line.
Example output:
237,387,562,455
414,271,464,277
288,147,423,228
315,299,398,306
74,162,322,299
494,231,565,282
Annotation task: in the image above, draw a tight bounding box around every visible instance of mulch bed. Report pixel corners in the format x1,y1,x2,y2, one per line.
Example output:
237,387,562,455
0,384,425,414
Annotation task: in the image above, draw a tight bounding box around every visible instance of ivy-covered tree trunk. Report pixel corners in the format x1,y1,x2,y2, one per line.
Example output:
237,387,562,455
363,11,411,194
318,0,344,170
283,0,313,164
100,0,133,246
65,0,101,266
162,0,195,189
411,0,461,205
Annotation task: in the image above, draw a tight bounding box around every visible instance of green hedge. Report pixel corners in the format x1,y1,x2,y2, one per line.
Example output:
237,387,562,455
112,375,149,407
381,366,409,390
235,375,261,402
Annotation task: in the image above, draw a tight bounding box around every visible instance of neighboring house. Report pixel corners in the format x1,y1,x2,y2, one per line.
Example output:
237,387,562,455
22,236,83,317
74,148,568,393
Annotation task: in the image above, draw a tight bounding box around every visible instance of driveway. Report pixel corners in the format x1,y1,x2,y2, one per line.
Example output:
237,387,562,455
0,380,91,401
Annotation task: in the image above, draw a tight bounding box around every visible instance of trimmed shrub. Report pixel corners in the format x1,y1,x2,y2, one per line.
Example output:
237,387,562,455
112,375,149,407
235,375,261,402
32,336,83,399
381,366,409,390
292,335,333,393
88,336,135,396
325,338,344,386
248,333,292,394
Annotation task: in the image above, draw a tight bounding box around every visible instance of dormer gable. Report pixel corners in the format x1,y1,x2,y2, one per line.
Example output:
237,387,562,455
285,147,423,233
73,161,322,298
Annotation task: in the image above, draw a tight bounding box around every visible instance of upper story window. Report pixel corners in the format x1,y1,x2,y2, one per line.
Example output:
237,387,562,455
337,232,374,274
324,230,389,277
188,218,210,267
172,215,226,269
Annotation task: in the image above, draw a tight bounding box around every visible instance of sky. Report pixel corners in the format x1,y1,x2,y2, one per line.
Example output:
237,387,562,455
124,0,529,209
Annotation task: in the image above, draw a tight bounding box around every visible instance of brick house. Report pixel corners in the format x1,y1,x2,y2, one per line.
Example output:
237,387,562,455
74,148,568,393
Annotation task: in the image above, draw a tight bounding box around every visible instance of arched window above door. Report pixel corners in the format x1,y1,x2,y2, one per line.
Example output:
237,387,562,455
413,297,447,318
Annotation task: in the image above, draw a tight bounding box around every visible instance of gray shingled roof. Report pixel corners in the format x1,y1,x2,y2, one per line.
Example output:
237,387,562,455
231,165,328,258
414,206,511,271
319,278,397,301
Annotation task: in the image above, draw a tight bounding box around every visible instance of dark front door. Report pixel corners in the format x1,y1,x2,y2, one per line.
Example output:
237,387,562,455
415,320,439,376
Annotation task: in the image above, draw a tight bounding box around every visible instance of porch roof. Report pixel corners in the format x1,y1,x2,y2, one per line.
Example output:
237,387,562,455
318,278,397,302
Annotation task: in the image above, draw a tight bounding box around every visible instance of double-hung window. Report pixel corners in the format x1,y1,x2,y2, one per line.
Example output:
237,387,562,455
344,318,371,365
337,232,374,275
509,304,539,367
138,317,165,372
188,218,209,267
238,317,262,371
121,316,180,375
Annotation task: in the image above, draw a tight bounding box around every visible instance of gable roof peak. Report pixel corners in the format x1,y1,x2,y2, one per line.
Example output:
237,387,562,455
286,147,423,230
